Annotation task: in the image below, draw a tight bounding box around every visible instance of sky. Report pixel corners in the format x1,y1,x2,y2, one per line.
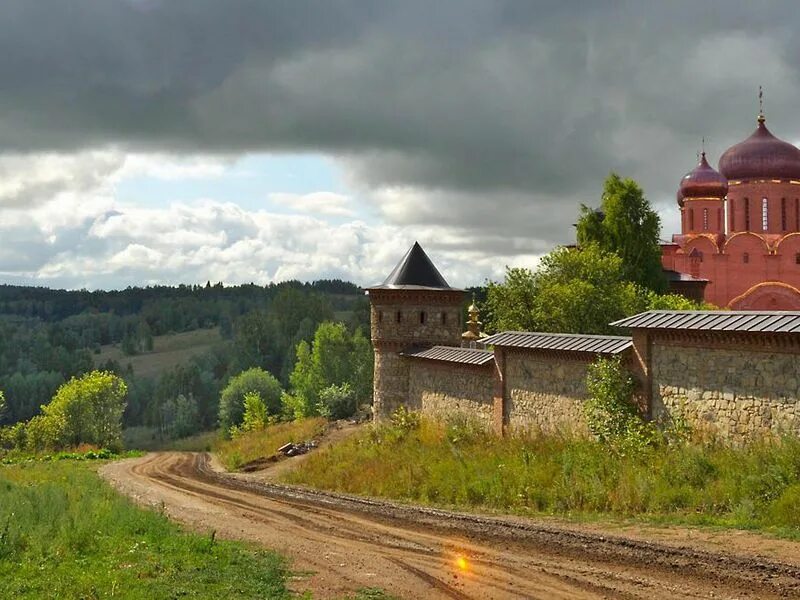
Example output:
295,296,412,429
2,0,800,290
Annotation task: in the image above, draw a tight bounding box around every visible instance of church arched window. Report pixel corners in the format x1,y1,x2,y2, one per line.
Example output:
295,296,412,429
796,253,800,265
689,209,695,230
743,252,749,264
762,197,769,231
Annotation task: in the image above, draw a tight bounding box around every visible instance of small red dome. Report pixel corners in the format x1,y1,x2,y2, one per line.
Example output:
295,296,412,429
718,116,800,181
678,152,728,202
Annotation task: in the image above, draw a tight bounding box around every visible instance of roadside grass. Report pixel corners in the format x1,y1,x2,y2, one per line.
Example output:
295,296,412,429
124,426,220,452
283,417,800,538
214,418,328,471
0,460,293,599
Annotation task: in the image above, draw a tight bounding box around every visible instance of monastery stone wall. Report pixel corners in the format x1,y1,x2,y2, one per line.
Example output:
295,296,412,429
504,350,590,434
407,361,495,428
651,340,800,441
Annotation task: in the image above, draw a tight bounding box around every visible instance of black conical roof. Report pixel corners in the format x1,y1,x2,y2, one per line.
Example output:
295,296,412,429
368,242,454,290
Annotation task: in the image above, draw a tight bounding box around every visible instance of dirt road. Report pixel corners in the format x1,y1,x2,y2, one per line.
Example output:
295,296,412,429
100,452,800,599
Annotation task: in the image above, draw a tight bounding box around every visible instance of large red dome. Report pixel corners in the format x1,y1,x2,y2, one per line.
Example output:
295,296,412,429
718,116,800,181
679,152,728,203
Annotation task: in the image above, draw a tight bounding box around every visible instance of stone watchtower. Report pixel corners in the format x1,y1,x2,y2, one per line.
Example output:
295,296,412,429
366,242,465,420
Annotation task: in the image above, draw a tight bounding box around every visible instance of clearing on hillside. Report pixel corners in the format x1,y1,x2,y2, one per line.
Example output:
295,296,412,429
94,327,222,379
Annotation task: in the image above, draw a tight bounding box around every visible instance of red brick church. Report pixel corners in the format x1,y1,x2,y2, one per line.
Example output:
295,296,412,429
662,109,800,309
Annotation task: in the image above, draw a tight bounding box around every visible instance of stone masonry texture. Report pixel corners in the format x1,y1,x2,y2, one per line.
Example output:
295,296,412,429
407,361,494,428
652,341,800,441
504,351,591,434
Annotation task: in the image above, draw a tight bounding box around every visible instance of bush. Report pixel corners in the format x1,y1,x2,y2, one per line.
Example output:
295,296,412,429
584,356,656,453
317,383,356,420
42,371,128,452
218,368,283,432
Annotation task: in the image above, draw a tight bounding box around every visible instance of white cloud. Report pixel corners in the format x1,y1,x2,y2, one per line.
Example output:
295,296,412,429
269,191,355,217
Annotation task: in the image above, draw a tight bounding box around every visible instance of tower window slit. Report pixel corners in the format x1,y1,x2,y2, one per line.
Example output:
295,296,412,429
743,252,749,264
420,311,426,324
396,311,402,323
762,197,769,231
441,312,447,325
378,311,383,323
796,253,800,265
731,200,735,230
689,208,694,230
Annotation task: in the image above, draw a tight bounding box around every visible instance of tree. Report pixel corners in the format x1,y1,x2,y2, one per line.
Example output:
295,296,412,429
0,390,6,422
577,173,666,292
235,391,269,436
485,246,641,335
38,371,128,451
484,268,538,333
218,368,283,431
288,322,373,419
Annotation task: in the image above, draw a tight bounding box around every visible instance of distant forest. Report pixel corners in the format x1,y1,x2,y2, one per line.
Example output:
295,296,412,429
0,280,368,431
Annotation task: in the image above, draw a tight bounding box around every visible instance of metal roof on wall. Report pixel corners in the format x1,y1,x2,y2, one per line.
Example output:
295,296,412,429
611,310,800,333
401,345,495,366
482,331,633,355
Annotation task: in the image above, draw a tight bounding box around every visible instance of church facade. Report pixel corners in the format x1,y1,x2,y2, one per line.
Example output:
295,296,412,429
662,111,800,309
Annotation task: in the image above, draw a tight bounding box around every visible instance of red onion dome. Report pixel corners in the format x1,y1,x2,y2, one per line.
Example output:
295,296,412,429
678,152,728,203
718,115,800,181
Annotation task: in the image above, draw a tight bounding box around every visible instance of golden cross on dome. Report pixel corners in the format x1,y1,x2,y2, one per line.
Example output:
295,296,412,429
758,85,765,123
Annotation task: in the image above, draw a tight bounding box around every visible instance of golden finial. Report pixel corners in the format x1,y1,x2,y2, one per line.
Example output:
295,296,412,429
758,85,765,124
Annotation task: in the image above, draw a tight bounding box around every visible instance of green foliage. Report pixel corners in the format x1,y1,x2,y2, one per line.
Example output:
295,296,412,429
7,371,130,454
230,391,273,438
218,368,283,432
317,383,356,420
286,417,800,536
288,322,373,419
577,172,666,292
0,461,291,598
486,246,641,334
584,357,657,453
159,393,200,439
0,390,5,421
484,268,538,332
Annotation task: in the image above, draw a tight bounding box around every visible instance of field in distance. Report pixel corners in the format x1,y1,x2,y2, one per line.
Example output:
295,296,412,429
94,327,222,379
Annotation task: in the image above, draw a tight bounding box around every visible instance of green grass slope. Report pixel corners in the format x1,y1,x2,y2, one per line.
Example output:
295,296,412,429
0,460,291,599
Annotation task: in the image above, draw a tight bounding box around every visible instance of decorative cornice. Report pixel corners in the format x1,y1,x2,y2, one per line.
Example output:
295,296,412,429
368,289,464,304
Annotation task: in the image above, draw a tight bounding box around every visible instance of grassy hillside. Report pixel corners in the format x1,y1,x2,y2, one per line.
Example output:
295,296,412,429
94,327,222,379
0,460,292,599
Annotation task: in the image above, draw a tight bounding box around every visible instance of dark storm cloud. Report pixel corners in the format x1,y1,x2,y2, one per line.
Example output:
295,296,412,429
2,0,800,246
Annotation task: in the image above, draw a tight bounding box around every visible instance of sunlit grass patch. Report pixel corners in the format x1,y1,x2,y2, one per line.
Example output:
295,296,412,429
214,417,327,471
284,416,800,538
0,460,292,599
